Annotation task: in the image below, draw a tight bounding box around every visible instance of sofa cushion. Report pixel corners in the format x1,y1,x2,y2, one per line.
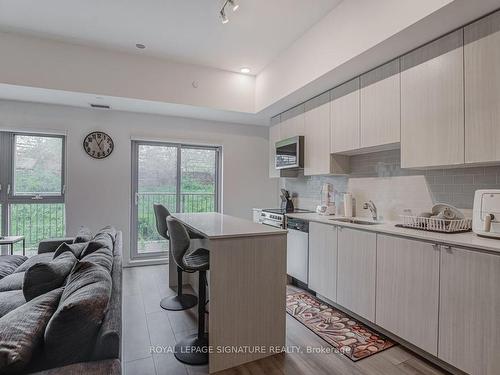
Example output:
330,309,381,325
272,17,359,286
44,261,112,367
14,253,54,273
0,290,26,318
81,226,117,258
53,242,88,260
73,226,93,244
0,288,63,374
0,255,27,279
0,272,24,292
23,252,77,301
83,247,113,273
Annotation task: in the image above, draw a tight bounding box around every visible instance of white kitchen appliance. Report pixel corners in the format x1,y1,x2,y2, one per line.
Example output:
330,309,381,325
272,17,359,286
473,189,500,239
286,217,309,284
316,183,336,215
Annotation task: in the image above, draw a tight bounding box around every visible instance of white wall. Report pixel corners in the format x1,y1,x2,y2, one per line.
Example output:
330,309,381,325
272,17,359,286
0,100,278,265
255,0,454,111
0,32,255,113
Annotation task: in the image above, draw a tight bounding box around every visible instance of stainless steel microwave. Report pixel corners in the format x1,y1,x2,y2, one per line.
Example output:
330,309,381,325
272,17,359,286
275,136,304,169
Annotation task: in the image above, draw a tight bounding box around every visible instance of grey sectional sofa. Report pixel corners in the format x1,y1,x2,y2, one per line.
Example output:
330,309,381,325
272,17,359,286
0,227,122,374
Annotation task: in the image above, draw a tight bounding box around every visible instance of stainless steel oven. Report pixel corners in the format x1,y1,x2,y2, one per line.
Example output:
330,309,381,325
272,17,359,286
275,136,304,170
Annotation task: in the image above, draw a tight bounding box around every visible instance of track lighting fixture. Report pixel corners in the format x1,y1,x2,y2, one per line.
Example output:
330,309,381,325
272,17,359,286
220,0,239,24
220,8,229,24
229,0,239,12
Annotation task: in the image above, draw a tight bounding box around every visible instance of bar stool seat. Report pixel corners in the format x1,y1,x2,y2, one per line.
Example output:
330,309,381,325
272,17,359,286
167,216,210,366
153,204,205,311
183,249,209,271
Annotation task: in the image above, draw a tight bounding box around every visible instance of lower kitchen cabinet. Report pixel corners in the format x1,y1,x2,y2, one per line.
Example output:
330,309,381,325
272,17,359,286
337,227,376,321
376,235,440,355
308,222,337,302
439,247,500,375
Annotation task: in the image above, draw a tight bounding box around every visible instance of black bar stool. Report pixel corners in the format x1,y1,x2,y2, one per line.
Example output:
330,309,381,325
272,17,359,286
153,204,204,311
167,216,209,366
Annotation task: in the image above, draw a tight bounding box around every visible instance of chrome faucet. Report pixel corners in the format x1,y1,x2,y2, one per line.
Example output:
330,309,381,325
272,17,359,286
363,200,378,221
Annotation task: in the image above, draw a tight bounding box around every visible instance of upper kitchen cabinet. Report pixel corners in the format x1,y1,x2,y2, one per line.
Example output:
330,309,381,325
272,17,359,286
401,30,464,168
465,10,500,164
304,92,350,176
280,104,305,140
330,78,360,154
439,247,500,375
376,235,440,355
269,115,281,178
337,227,376,322
360,59,401,149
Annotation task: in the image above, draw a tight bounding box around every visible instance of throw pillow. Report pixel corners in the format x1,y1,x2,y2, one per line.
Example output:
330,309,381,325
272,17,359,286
0,272,24,292
53,242,88,260
73,226,92,244
0,255,27,279
83,247,113,273
44,261,112,367
0,290,26,318
23,251,77,301
0,288,63,374
13,253,54,273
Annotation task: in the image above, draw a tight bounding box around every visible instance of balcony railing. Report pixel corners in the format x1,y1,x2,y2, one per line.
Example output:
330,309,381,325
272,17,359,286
137,192,215,254
8,203,65,256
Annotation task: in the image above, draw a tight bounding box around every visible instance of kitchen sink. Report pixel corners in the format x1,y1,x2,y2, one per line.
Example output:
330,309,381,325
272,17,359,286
328,218,382,225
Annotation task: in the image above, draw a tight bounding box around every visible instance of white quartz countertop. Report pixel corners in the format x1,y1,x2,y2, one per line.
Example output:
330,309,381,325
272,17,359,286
171,212,286,239
287,212,500,255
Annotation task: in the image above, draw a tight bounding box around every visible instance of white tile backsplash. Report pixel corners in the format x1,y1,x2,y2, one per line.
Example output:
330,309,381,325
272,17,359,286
282,149,500,220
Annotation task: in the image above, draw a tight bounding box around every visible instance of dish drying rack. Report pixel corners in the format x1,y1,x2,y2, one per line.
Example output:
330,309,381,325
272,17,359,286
398,215,472,233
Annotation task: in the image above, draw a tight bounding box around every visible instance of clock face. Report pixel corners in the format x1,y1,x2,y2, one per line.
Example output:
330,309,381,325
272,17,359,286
83,132,114,159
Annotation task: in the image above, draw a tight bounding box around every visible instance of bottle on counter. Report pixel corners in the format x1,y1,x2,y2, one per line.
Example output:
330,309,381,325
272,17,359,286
343,192,353,218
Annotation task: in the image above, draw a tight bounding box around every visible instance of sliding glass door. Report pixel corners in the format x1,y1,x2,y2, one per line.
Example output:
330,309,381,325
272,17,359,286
131,140,220,260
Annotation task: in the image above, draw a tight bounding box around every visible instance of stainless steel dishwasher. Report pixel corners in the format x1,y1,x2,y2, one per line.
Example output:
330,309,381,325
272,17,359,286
286,217,309,285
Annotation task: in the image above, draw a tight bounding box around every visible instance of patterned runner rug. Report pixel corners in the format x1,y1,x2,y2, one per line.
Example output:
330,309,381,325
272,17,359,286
286,287,395,361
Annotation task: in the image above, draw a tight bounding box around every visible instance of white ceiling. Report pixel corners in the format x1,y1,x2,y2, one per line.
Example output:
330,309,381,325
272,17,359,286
0,0,342,75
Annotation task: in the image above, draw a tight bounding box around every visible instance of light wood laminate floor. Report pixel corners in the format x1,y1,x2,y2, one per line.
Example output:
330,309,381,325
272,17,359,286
123,265,449,375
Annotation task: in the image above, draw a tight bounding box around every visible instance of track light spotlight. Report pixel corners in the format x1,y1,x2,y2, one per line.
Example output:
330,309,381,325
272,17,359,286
220,9,229,24
229,0,239,11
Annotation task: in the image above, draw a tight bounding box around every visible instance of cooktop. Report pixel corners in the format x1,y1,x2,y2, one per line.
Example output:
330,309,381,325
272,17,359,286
262,208,313,215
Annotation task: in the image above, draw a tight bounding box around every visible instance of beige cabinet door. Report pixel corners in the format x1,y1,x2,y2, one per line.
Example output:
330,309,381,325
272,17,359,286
330,78,360,154
360,59,401,149
304,92,331,176
401,30,464,168
376,235,439,355
439,247,500,375
308,222,337,302
268,117,281,178
280,104,305,140
337,227,376,321
465,10,500,164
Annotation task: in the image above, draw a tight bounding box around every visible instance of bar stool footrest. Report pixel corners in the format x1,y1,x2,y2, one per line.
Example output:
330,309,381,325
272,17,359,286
160,294,198,311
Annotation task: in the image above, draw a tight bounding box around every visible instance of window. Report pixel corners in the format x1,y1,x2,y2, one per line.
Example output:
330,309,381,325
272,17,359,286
0,132,66,255
131,141,220,259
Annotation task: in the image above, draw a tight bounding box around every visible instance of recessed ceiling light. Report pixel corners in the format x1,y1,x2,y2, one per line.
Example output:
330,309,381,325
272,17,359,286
240,67,251,74
135,43,146,49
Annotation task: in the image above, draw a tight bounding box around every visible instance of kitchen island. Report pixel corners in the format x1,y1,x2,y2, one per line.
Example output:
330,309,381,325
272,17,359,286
170,212,287,373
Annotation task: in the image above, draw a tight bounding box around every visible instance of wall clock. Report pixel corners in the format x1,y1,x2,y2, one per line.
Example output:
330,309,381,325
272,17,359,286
83,131,114,159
